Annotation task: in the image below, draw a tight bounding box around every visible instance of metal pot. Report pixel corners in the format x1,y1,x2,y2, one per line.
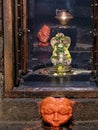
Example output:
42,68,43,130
55,9,73,25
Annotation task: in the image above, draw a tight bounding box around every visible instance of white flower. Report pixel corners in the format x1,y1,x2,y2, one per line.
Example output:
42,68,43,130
58,43,63,48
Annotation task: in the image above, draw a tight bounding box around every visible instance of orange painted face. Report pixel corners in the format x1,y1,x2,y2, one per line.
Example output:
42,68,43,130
40,97,74,127
37,25,50,43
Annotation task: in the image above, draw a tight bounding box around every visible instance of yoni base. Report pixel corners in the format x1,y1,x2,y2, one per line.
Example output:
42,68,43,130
49,65,72,76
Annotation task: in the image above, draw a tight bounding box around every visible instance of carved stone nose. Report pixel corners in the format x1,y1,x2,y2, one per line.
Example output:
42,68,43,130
53,112,59,121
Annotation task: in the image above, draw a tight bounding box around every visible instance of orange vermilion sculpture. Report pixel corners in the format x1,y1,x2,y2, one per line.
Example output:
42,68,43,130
40,97,74,130
37,25,50,46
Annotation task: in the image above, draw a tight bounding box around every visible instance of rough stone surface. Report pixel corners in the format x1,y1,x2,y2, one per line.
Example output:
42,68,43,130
73,121,98,130
0,98,98,122
0,120,98,130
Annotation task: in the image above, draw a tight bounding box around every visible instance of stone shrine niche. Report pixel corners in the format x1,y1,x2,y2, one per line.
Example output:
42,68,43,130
3,0,98,97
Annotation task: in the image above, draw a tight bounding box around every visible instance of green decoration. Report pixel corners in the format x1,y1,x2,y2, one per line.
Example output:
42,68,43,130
50,33,72,76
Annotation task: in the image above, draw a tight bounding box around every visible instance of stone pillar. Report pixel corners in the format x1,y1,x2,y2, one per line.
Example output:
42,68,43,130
0,0,3,120
0,0,3,98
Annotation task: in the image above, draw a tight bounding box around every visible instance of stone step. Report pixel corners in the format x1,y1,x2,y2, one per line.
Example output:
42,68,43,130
73,120,98,130
0,120,98,130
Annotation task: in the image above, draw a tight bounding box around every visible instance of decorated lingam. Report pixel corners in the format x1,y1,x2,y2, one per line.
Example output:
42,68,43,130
50,33,72,76
40,97,74,130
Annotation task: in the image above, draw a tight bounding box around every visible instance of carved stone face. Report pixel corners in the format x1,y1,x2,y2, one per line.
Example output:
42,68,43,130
40,97,74,127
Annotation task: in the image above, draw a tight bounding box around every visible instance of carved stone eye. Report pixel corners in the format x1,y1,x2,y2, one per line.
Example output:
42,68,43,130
59,109,69,115
44,108,54,114
59,107,72,115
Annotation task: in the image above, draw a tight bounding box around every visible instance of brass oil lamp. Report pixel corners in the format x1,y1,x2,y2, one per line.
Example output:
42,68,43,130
55,9,73,25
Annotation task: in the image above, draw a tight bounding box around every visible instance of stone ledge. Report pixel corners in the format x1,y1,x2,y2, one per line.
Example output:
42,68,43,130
0,120,98,130
73,120,98,130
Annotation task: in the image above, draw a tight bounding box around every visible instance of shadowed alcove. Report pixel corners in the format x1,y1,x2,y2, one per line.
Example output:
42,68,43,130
3,0,98,97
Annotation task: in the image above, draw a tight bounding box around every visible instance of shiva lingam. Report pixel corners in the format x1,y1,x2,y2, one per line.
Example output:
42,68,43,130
55,9,73,26
50,33,72,76
40,97,74,130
